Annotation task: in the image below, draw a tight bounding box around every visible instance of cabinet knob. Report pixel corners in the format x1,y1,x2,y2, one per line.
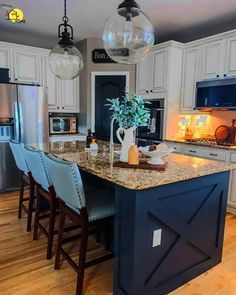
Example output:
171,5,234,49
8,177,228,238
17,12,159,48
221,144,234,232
150,90,153,93
15,78,18,81
57,107,59,109
216,75,220,78
224,74,227,77
189,150,196,153
146,90,149,93
62,107,65,109
209,153,218,157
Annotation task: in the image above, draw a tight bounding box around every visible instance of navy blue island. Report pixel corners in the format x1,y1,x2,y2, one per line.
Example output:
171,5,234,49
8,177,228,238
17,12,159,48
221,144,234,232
45,142,233,295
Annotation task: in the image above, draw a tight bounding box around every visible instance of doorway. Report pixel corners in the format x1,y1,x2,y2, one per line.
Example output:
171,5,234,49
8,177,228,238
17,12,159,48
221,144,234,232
91,72,129,142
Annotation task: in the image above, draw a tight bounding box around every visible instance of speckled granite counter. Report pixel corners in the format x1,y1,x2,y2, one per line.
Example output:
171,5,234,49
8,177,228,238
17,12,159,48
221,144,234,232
33,140,234,190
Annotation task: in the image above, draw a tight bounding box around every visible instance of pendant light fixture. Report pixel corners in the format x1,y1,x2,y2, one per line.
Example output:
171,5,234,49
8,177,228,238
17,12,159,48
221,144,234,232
49,0,83,80
103,0,155,64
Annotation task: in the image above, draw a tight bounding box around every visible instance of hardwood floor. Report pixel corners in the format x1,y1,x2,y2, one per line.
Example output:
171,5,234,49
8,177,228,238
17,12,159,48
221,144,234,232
1,191,236,295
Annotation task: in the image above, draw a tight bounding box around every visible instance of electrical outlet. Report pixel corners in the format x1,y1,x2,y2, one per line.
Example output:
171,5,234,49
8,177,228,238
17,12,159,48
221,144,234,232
152,229,162,247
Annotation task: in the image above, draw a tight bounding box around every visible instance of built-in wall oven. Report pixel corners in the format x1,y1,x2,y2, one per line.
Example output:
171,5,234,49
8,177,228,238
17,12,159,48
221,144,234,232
136,99,164,146
49,113,78,135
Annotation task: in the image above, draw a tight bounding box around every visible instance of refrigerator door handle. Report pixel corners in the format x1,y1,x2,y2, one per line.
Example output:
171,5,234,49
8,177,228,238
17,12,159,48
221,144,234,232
14,102,20,142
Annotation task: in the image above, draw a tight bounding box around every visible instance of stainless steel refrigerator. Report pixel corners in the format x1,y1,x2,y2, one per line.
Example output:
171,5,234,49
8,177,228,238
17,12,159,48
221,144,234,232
0,83,48,192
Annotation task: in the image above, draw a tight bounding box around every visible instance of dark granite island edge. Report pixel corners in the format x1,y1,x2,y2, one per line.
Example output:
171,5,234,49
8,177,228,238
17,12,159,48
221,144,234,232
114,171,229,295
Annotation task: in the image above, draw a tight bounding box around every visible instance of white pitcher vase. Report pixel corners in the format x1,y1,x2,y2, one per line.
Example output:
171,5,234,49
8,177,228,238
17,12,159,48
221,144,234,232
116,126,136,162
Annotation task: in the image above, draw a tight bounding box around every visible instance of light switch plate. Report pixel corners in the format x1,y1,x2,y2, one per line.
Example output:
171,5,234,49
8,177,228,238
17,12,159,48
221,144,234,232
152,229,162,247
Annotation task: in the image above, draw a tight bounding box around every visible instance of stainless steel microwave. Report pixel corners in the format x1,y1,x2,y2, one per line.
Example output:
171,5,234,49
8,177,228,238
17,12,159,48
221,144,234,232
196,78,236,110
49,116,78,135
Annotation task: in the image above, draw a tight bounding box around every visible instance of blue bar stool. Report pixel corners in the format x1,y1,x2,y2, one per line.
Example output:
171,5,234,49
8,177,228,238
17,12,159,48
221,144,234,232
44,153,114,295
9,140,35,232
23,145,58,260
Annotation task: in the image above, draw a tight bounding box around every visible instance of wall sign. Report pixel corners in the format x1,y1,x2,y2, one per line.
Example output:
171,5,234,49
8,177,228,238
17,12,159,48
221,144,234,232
92,49,116,64
92,48,129,64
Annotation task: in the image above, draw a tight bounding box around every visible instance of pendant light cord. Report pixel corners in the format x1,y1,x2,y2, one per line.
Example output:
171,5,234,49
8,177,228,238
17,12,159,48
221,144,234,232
63,0,69,25
64,0,67,19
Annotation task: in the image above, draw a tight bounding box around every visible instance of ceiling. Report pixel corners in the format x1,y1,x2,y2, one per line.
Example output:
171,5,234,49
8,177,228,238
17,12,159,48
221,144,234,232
1,0,236,49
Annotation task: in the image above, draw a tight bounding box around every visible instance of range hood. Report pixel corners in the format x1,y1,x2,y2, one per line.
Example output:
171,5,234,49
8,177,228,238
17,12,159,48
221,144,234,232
195,78,236,110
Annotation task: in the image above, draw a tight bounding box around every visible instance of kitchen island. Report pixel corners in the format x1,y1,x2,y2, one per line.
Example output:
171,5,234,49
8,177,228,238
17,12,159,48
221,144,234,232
35,141,234,295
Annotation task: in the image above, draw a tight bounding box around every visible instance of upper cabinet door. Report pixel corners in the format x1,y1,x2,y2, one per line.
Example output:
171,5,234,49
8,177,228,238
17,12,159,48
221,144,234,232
61,78,80,112
201,40,224,79
42,55,60,111
181,47,200,112
136,56,150,95
225,37,236,77
0,45,13,81
13,50,41,84
150,49,168,93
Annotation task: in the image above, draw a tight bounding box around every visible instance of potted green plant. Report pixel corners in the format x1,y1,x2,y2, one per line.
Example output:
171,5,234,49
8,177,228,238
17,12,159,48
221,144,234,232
106,93,150,162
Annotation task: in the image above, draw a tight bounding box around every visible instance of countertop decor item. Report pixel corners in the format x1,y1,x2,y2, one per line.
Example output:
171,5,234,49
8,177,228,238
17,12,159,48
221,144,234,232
103,0,155,64
139,143,174,165
49,0,83,80
106,93,150,162
128,143,139,165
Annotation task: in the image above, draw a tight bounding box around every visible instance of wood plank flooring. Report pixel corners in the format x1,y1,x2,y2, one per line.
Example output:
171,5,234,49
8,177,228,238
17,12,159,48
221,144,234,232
1,191,236,295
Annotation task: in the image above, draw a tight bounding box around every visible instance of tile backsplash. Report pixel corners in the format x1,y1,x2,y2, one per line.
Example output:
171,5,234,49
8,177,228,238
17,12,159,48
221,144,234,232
176,111,236,139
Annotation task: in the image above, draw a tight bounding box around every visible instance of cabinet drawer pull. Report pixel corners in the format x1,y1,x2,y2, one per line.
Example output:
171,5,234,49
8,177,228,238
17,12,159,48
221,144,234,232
189,150,197,153
209,153,218,157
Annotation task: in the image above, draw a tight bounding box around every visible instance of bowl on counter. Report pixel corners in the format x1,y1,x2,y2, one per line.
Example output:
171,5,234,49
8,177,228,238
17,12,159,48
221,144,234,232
139,144,174,165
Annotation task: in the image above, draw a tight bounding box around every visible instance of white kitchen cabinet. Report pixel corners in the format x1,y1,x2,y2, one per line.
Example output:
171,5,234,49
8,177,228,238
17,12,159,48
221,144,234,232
49,135,86,142
136,48,168,98
42,54,80,113
150,49,168,94
201,40,224,79
42,55,60,111
225,36,236,77
183,145,227,161
180,46,201,112
0,45,13,80
136,56,150,95
13,49,41,84
60,78,80,112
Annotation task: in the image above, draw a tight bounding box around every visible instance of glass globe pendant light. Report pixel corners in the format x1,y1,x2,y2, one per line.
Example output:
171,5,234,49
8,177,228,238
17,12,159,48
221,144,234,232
49,0,83,80
103,0,155,64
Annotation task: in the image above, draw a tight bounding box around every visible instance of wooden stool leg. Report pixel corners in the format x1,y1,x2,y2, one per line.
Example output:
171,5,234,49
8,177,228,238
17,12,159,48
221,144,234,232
27,182,35,232
33,187,41,240
55,203,66,270
76,226,88,295
47,202,56,260
18,174,24,219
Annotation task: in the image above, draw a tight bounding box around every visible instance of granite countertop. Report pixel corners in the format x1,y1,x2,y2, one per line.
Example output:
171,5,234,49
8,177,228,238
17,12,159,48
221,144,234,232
33,141,234,190
165,139,236,151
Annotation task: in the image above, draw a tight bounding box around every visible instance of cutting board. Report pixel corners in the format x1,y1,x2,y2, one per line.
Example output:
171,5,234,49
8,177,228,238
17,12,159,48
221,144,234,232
113,160,167,171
